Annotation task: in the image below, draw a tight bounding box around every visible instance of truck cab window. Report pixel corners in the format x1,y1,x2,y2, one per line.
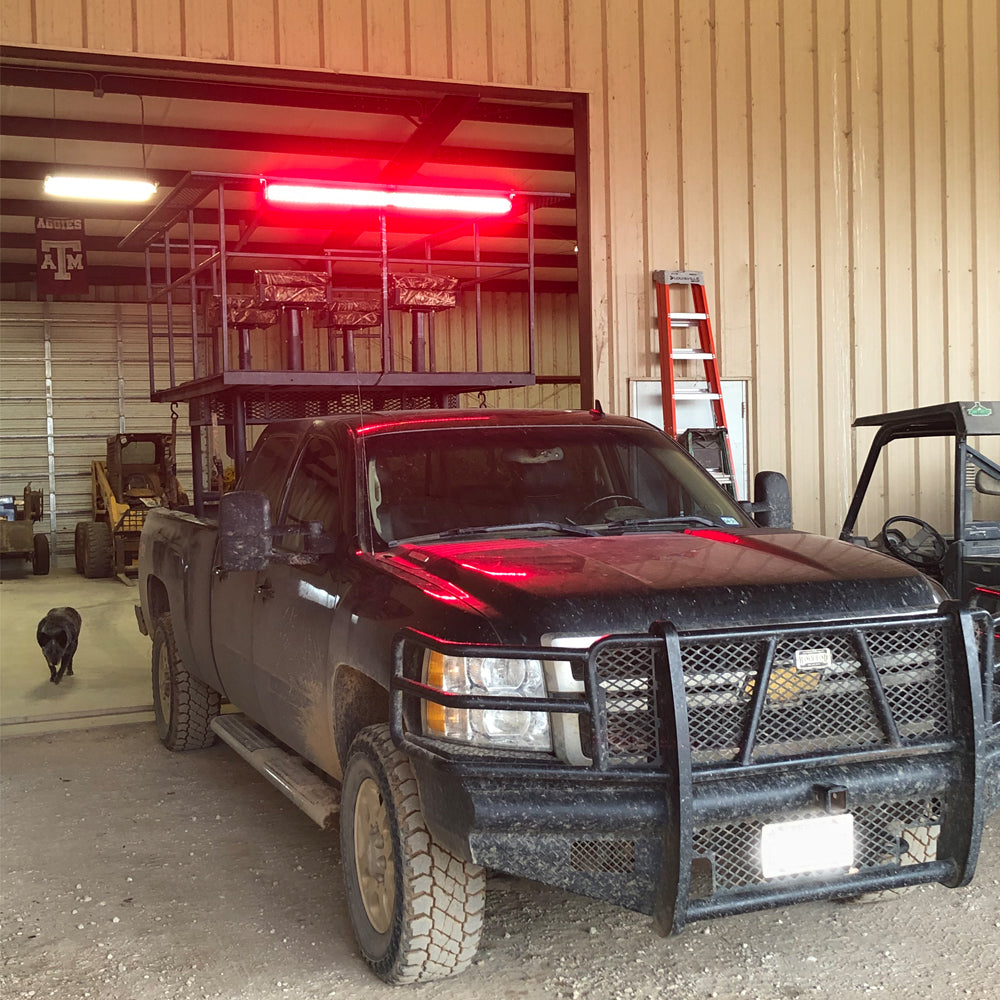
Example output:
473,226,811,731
279,437,342,553
238,433,300,516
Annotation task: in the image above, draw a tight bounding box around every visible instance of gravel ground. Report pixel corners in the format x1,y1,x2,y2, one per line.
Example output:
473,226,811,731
2,723,998,1000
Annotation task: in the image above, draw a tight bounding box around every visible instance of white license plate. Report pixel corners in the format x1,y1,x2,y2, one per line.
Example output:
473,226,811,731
760,814,854,879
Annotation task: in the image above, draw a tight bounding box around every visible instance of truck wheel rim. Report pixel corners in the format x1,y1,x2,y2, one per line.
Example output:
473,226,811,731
156,646,172,721
354,776,394,935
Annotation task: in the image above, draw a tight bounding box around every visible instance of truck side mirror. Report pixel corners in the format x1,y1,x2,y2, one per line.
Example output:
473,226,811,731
219,491,272,571
751,471,792,529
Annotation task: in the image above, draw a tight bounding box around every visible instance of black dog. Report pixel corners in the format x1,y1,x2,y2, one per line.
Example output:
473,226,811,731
36,607,82,684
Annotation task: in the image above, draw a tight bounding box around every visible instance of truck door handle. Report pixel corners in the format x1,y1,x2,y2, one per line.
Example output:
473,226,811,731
256,580,274,600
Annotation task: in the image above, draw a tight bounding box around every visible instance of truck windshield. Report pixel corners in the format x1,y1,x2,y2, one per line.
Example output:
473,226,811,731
363,423,752,546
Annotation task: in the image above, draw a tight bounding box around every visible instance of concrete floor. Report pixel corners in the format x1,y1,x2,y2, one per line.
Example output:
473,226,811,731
0,563,153,737
2,722,999,1000
3,561,1000,998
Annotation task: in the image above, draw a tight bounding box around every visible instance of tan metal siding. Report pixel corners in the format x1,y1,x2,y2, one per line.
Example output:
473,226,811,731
407,0,450,80
847,0,886,505
183,1,233,61
4,0,999,535
528,0,569,89
85,0,133,51
814,2,852,534
135,0,184,56
784,3,823,527
449,0,491,82
971,1,1000,397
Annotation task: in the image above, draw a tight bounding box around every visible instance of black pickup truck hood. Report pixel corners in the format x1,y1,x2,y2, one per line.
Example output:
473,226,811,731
382,528,940,641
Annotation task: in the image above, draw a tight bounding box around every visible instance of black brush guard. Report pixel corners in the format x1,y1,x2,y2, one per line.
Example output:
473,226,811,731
391,604,999,933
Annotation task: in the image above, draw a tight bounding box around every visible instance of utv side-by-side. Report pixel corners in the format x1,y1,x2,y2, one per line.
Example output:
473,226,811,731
840,400,1000,615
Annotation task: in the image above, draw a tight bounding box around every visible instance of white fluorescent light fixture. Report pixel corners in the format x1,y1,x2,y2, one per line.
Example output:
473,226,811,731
44,175,158,203
263,181,513,216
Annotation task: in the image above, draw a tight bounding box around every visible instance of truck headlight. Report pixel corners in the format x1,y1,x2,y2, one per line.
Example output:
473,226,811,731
422,651,552,751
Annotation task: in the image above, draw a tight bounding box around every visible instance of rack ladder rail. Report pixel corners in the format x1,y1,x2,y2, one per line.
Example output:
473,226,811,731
652,269,737,496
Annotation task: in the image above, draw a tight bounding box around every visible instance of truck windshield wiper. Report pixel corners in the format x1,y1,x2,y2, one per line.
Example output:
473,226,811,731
390,521,601,546
601,514,722,533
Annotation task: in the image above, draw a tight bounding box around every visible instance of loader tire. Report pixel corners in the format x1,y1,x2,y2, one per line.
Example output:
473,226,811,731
74,521,87,574
82,521,113,578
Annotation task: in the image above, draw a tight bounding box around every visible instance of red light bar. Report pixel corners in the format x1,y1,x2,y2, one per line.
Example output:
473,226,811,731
263,181,513,216
355,414,495,436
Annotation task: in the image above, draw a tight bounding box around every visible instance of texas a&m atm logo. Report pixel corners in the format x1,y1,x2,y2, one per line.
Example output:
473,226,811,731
35,217,89,295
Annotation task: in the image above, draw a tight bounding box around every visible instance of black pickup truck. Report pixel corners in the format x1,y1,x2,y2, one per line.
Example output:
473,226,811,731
136,408,1000,984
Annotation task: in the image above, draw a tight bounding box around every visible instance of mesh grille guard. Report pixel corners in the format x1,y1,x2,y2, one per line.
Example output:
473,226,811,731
390,606,993,932
652,604,990,934
391,607,992,777
606,617,958,772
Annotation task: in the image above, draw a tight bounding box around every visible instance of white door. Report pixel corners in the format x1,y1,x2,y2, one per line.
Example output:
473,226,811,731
629,378,748,500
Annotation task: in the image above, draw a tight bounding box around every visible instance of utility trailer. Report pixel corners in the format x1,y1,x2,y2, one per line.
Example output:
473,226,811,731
0,484,49,575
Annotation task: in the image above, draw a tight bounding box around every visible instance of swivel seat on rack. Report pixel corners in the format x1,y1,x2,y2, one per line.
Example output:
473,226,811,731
389,273,459,373
254,270,331,371
202,294,279,371
317,294,383,373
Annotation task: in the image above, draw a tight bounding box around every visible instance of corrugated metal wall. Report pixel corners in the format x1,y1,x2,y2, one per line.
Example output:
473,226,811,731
0,303,192,565
2,0,998,535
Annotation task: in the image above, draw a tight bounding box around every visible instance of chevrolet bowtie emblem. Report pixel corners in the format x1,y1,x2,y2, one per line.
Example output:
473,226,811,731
742,649,832,704
743,664,822,703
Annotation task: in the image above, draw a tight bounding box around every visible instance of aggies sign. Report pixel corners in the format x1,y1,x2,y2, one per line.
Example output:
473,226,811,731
36,216,89,295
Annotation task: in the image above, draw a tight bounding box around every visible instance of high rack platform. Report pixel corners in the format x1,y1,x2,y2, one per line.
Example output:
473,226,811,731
121,171,569,467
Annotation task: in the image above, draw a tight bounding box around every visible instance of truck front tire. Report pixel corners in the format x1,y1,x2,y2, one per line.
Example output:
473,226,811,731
340,725,485,984
151,613,221,751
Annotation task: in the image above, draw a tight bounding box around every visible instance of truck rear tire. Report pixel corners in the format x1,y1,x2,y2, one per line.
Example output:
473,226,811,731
151,613,221,751
340,725,485,984
32,533,50,575
82,521,113,578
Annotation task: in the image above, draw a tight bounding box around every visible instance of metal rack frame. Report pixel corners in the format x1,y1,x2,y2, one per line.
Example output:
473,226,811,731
119,172,569,503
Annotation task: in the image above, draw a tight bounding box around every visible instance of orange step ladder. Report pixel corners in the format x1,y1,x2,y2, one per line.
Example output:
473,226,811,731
652,269,737,497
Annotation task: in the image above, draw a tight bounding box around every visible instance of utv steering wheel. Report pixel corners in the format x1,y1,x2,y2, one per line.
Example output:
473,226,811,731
880,515,947,572
575,494,646,522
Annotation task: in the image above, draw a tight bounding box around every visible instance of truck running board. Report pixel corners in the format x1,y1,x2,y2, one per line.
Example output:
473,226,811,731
210,714,340,830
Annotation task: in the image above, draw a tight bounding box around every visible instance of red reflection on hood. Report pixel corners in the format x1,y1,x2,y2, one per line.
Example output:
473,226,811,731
459,561,530,578
684,528,744,544
683,527,837,573
420,584,466,602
